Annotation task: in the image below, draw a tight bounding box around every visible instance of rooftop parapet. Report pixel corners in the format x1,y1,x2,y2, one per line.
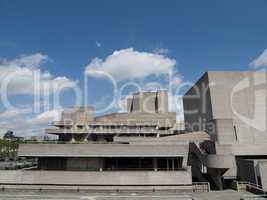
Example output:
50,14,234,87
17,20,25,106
59,106,95,125
127,90,169,114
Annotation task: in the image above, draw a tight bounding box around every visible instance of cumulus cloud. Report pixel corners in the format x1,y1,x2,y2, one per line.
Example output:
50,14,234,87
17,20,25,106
2,53,48,69
0,53,77,95
32,109,62,124
250,49,267,68
0,107,31,119
0,53,77,137
85,48,176,82
0,109,62,137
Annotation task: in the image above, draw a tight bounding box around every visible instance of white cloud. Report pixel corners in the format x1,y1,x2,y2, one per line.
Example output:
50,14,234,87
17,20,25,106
0,53,77,137
0,107,31,119
153,48,169,55
32,109,62,124
95,41,101,48
250,49,267,68
0,109,62,137
85,48,176,82
0,53,77,95
171,75,182,88
2,53,48,69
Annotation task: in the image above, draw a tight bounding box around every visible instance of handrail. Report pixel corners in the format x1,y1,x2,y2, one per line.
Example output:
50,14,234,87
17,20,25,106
102,168,187,171
192,182,210,192
0,182,205,193
234,181,265,194
21,141,127,144
236,181,263,189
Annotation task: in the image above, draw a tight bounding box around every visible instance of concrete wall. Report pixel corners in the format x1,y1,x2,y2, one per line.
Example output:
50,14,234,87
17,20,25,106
213,119,237,144
127,90,169,114
258,161,267,190
0,170,192,186
183,73,213,133
132,95,141,112
208,71,267,144
205,154,235,169
157,90,169,113
61,107,95,123
18,143,189,157
95,112,176,128
183,71,267,145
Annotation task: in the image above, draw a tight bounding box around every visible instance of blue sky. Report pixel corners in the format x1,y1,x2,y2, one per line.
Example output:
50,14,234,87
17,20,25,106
0,0,267,136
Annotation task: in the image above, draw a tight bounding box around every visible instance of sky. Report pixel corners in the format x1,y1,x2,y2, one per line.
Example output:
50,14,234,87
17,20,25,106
0,0,267,137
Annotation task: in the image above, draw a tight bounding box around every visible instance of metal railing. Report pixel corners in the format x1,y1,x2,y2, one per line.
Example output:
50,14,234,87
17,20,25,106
102,168,187,171
22,140,119,144
0,182,207,193
192,182,210,192
234,181,265,195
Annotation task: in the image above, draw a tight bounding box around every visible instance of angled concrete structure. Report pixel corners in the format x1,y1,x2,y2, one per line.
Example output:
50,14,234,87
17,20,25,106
183,71,267,190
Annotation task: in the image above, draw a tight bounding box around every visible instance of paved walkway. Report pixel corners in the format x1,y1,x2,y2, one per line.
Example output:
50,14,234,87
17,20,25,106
0,190,264,200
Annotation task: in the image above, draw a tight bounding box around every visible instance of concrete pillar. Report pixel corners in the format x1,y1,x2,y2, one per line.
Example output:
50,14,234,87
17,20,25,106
153,158,158,171
71,135,76,143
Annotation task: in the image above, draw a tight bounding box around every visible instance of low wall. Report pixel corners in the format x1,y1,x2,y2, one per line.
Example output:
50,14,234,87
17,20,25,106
0,170,192,186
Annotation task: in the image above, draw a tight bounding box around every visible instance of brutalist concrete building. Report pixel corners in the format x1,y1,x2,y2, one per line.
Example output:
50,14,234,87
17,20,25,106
1,71,267,192
2,90,194,190
183,71,267,190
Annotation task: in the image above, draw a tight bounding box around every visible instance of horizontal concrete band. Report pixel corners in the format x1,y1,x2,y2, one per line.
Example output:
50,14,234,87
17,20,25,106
45,128,170,135
204,154,235,169
232,144,267,156
0,185,195,192
18,143,188,157
0,170,192,186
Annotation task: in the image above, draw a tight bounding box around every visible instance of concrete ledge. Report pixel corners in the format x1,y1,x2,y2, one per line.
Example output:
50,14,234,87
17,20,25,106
18,143,188,157
0,184,194,192
205,154,235,169
232,144,267,156
0,170,192,186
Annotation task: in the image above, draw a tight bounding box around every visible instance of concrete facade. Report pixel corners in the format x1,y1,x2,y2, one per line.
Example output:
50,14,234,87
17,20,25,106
8,90,193,189
127,90,169,113
1,71,266,192
18,143,188,158
183,71,267,190
184,71,267,144
0,170,192,186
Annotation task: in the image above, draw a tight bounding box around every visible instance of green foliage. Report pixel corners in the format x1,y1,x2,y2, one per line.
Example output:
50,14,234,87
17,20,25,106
0,139,20,161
